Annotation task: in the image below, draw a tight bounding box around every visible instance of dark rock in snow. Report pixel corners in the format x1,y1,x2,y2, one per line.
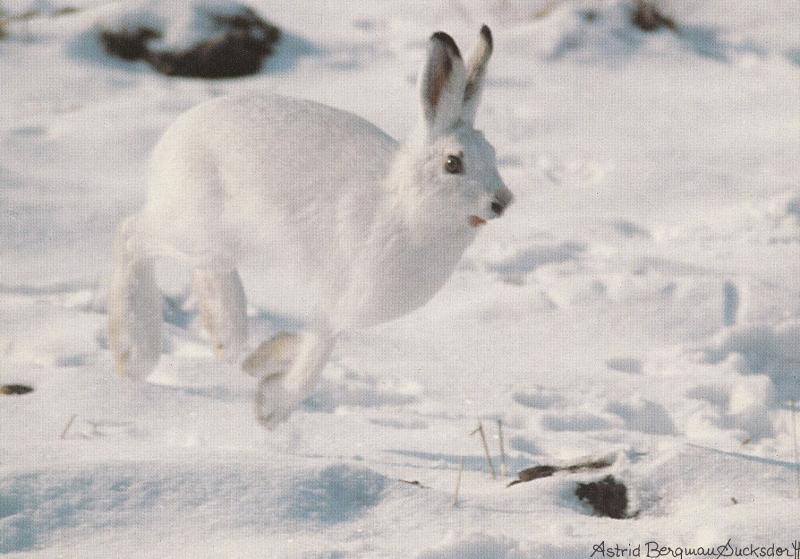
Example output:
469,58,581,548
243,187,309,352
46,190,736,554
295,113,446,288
100,4,280,78
100,27,160,61
575,475,629,519
631,0,677,33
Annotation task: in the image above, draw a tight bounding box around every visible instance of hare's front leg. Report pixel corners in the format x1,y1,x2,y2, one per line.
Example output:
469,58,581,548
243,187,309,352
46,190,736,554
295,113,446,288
192,267,247,363
108,214,162,379
253,327,336,429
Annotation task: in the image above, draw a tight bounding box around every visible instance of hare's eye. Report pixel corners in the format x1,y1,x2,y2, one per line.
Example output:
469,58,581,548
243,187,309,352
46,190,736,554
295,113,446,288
445,154,463,174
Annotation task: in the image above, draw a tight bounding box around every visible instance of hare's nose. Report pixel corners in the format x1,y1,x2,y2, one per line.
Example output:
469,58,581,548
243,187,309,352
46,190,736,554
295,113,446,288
491,187,513,216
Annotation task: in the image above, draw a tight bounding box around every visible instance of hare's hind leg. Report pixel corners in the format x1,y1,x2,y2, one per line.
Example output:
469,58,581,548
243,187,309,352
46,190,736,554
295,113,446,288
108,214,162,379
254,326,336,429
192,267,248,363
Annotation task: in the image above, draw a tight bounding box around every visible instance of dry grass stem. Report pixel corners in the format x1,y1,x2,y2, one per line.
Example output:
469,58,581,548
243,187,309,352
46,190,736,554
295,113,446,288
471,422,496,479
61,414,77,439
453,457,464,507
497,419,508,478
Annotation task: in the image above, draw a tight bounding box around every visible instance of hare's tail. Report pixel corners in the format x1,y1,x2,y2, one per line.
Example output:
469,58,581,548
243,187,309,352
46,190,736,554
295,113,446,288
108,213,162,379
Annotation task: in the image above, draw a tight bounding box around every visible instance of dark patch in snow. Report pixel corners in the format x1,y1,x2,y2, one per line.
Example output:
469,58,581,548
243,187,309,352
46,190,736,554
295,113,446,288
8,126,47,137
0,384,34,395
575,475,628,519
508,435,541,456
100,5,281,78
512,389,561,409
723,281,739,327
580,10,598,23
304,378,416,413
686,383,729,407
55,354,88,367
786,196,800,220
660,282,677,297
605,399,674,435
605,357,642,374
287,465,386,523
100,27,159,60
613,220,651,239
630,0,676,33
352,18,377,32
488,242,586,277
368,417,428,430
0,493,23,519
162,294,195,328
0,515,35,554
540,412,612,432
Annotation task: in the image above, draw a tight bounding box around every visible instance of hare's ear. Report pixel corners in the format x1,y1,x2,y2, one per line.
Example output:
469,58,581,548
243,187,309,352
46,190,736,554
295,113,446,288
462,25,493,126
418,32,467,134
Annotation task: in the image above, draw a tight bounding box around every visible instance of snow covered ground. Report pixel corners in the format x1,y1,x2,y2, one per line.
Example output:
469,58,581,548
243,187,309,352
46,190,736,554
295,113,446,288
1,0,799,557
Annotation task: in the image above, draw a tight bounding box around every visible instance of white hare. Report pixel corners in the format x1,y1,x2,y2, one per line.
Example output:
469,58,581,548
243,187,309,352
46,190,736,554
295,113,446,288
109,26,513,427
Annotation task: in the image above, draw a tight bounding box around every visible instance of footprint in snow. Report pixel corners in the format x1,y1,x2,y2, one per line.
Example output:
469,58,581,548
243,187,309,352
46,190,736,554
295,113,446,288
512,389,562,409
540,412,613,432
605,357,642,374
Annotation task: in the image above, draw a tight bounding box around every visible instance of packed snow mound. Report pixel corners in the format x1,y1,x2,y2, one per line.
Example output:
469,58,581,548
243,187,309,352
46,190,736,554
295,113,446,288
0,461,390,554
97,0,280,77
701,320,800,402
458,0,800,66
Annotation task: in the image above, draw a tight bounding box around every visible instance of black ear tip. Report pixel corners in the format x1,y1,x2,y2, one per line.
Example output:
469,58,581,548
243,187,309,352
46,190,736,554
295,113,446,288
431,31,462,58
480,25,493,48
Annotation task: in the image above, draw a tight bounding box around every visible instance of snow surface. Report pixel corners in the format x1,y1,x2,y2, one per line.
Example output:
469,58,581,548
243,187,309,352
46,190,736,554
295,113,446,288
1,0,799,557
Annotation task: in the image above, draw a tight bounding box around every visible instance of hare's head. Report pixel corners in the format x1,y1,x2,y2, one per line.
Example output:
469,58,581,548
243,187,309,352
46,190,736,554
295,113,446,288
395,26,513,235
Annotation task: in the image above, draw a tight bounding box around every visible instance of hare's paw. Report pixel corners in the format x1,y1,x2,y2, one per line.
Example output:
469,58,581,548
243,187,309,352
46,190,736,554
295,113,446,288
254,373,299,429
192,268,248,363
242,331,300,377
250,329,335,429
108,218,162,380
109,338,159,381
108,281,161,380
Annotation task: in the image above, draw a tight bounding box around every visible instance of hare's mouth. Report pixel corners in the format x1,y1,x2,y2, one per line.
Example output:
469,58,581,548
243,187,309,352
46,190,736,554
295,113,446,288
468,215,487,228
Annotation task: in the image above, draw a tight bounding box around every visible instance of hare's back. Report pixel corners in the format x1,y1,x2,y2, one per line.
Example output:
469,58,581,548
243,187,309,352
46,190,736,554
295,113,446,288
146,94,397,304
182,94,396,201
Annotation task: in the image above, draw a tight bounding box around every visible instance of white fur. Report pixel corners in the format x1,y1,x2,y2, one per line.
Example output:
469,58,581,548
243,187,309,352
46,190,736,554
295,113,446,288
109,27,512,427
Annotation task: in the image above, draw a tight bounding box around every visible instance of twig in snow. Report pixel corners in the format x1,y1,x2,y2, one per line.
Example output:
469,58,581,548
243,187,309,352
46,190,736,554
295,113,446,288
398,479,429,489
471,422,496,479
453,457,464,507
534,0,568,20
61,414,77,439
507,457,614,487
792,400,800,499
497,419,507,478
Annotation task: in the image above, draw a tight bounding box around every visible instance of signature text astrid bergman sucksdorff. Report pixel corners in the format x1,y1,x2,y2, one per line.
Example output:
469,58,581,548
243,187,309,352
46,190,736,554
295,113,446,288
589,539,800,559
